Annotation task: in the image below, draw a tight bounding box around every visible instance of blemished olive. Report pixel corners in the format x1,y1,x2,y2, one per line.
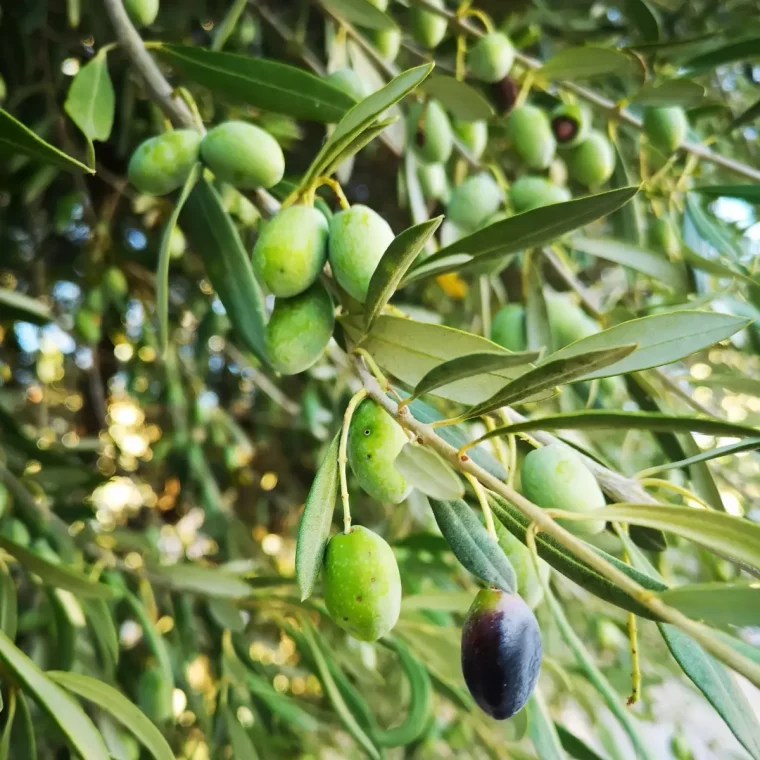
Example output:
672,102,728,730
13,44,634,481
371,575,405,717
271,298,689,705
128,130,201,196
407,100,454,165
461,588,542,719
550,103,591,148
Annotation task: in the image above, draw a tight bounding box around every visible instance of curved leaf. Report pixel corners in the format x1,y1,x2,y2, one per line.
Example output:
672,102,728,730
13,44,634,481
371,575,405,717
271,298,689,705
529,691,568,760
422,74,494,121
394,443,464,500
320,0,398,30
693,184,760,204
539,46,644,81
64,52,115,143
631,79,705,106
148,563,252,599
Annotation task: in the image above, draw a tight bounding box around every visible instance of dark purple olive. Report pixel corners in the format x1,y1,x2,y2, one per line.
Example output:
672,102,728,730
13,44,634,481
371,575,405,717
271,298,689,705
461,588,542,719
490,76,518,116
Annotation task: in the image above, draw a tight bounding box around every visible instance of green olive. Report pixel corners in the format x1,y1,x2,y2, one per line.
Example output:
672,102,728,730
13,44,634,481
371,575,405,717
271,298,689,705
253,205,328,298
546,293,598,347
643,106,688,155
446,172,502,230
370,28,401,61
104,267,128,300
510,175,571,213
410,0,447,49
75,309,102,344
418,162,449,203
506,105,556,170
452,119,488,160
550,103,591,148
490,304,526,352
467,32,515,83
648,217,680,258
565,129,616,187
200,121,284,190
128,130,201,196
407,100,454,165
124,0,159,27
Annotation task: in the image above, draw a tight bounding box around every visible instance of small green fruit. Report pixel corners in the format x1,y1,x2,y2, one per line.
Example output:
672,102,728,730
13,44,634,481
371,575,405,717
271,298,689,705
644,106,687,154
546,293,597,347
510,175,571,213
565,129,616,187
348,399,410,504
410,0,447,48
506,105,556,170
418,162,449,203
200,121,284,190
124,0,159,27
253,205,328,298
328,205,394,302
468,33,515,83
326,68,366,103
169,226,186,259
233,13,258,47
104,267,128,300
550,103,590,148
453,119,488,160
371,28,401,61
648,217,680,258
75,309,102,344
490,304,526,353
323,525,402,641
265,282,334,375
85,287,105,314
128,130,201,196
137,669,173,724
521,443,606,536
447,172,502,230
407,100,454,165
0,74,6,105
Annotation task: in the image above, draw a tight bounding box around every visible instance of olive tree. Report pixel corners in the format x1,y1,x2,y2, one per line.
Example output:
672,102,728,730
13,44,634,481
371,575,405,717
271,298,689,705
0,0,759,757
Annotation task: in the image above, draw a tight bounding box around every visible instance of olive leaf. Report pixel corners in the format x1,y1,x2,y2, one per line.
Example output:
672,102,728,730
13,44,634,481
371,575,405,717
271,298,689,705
693,184,760,203
319,0,398,30
64,51,115,143
296,434,340,601
528,692,568,760
656,582,760,628
429,498,517,593
631,79,705,106
394,443,464,500
421,74,494,121
147,563,252,599
539,46,645,81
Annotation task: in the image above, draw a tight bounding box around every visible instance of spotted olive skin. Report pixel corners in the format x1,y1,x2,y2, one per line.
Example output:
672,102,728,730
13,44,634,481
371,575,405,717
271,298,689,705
643,106,688,154
371,28,401,61
253,205,328,298
648,217,680,258
453,119,488,160
265,282,334,375
468,33,515,83
495,522,551,610
124,0,159,27
128,130,201,196
348,399,411,504
326,68,366,103
200,121,284,190
510,175,571,213
507,105,556,170
521,443,606,536
323,525,401,641
461,588,542,720
407,100,454,165
550,103,590,148
447,173,502,231
410,0,447,48
328,205,394,302
566,130,616,187
490,304,526,353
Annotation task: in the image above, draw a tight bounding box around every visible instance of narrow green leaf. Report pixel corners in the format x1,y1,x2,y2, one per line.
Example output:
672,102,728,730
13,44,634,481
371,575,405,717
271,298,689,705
429,498,517,593
48,672,173,760
0,688,15,760
148,563,252,599
0,288,53,325
731,97,760,130
83,599,119,678
638,436,760,477
64,51,115,142
324,115,398,176
693,184,760,204
0,562,17,640
9,691,35,760
0,108,92,173
411,350,540,401
156,45,354,122
404,188,639,283
684,38,760,72
572,236,688,289
686,194,744,261
296,434,340,601
623,0,660,42
0,631,109,759
524,250,551,352
301,64,434,188
539,47,643,81
529,691,568,760
556,724,608,760
364,216,443,330
422,74,494,121
681,245,757,286
0,535,114,599
182,179,268,364
686,372,760,396
458,344,637,421
394,443,464,500
319,0,398,30
657,582,760,628
631,79,705,106
549,310,749,381
157,163,201,355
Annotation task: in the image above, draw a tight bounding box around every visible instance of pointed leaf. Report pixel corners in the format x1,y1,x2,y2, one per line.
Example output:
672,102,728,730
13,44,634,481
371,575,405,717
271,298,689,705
631,79,705,106
319,0,398,30
0,562,17,641
422,74,494,121
224,705,259,759
394,443,464,500
429,498,517,593
684,38,760,72
148,563,252,599
48,672,173,760
64,51,115,142
296,434,340,601
324,115,399,176
638,436,760,477
83,599,119,678
539,47,644,81
364,216,443,330
156,45,354,122
556,724,608,760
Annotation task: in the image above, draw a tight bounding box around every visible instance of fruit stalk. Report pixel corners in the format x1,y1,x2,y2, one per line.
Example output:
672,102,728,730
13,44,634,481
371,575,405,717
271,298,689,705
339,389,368,534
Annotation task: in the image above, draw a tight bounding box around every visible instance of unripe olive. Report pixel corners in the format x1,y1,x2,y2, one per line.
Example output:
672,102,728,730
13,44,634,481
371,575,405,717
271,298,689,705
648,217,680,258
348,399,411,504
565,130,616,187
521,443,606,536
265,282,334,375
447,172,502,230
490,304,526,353
104,266,128,300
546,293,597,347
326,68,366,103
371,28,401,61
323,525,402,641
0,74,6,106
85,287,105,314
328,205,394,302
453,119,488,160
506,105,556,170
418,162,449,203
137,669,173,724
643,106,688,155
410,0,447,49
200,121,284,190
510,175,571,213
169,226,186,259
407,100,454,165
233,13,258,47
495,522,550,610
253,205,328,298
550,103,590,148
75,309,102,344
468,33,515,83
461,588,542,719
128,130,201,196
124,0,159,27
